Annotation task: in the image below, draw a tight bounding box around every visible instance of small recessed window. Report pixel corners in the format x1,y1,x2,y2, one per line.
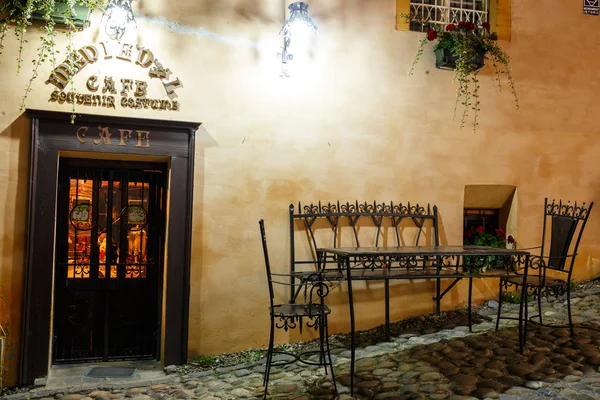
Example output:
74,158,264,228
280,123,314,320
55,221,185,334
463,185,517,246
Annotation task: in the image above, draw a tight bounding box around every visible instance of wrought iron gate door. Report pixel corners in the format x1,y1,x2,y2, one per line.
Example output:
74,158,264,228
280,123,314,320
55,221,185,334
53,160,167,363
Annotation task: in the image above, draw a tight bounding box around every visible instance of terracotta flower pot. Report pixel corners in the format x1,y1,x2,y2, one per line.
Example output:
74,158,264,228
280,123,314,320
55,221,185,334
434,47,486,71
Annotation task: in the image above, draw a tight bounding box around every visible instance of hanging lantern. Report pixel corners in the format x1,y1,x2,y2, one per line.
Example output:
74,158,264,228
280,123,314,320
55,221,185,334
103,0,136,41
278,2,318,77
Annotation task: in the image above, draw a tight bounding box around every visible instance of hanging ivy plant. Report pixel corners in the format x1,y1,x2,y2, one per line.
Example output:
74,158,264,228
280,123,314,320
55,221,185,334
408,21,519,134
0,0,106,118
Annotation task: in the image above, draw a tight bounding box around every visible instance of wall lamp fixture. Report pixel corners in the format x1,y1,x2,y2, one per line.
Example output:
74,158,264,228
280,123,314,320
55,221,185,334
103,0,136,41
278,2,318,77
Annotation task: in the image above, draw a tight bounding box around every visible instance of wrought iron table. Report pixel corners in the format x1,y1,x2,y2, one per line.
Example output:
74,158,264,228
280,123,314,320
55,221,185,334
316,245,530,396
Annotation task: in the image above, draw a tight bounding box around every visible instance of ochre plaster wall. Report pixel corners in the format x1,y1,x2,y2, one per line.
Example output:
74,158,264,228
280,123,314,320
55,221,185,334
0,0,600,386
0,116,29,388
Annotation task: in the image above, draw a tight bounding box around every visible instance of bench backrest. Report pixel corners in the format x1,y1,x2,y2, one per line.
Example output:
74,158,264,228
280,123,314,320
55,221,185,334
289,200,440,276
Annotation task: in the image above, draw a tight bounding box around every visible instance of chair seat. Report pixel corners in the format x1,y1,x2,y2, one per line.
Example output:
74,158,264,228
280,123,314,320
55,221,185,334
272,303,331,317
503,275,567,288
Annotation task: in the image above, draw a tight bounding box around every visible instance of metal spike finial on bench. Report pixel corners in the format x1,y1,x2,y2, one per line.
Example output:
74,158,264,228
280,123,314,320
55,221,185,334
322,201,338,214
357,201,370,214
338,201,352,213
295,200,437,218
300,201,319,215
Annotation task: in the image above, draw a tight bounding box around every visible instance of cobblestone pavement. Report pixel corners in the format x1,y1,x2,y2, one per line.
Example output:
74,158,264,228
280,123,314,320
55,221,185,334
5,285,600,400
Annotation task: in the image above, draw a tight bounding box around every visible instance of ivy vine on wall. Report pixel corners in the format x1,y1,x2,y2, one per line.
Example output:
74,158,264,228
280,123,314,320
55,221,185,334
0,0,106,120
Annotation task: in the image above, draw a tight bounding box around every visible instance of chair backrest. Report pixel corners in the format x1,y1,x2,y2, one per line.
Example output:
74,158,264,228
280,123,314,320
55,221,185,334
540,198,594,272
259,219,275,307
260,219,328,310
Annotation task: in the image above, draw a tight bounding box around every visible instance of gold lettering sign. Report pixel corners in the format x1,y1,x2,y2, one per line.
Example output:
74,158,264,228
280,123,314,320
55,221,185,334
75,126,151,148
46,41,183,112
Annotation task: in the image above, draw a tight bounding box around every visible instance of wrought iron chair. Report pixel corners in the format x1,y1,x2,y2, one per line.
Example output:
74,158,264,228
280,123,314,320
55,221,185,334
496,198,594,338
259,219,337,399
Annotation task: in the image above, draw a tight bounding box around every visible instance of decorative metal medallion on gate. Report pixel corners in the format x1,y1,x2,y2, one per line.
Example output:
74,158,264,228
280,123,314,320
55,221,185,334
70,202,93,230
123,204,147,231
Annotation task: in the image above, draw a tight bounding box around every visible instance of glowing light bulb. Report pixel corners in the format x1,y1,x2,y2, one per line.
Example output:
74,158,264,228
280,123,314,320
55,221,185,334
288,20,313,51
108,5,128,27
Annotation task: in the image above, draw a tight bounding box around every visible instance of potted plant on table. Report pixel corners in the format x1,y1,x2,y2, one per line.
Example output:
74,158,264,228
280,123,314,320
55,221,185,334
464,226,515,273
408,21,519,134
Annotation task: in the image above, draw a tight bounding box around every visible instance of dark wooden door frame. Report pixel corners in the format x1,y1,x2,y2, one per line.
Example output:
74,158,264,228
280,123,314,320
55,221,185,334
20,110,200,385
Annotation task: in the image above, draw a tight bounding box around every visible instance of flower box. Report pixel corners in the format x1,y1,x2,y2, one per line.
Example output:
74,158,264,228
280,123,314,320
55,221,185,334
434,47,486,71
30,2,91,29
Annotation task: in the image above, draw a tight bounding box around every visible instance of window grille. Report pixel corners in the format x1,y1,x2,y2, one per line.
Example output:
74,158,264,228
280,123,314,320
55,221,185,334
409,0,489,32
464,208,500,243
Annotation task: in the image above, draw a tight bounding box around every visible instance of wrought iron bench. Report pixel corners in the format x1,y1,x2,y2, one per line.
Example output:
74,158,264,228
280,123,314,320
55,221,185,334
289,200,452,333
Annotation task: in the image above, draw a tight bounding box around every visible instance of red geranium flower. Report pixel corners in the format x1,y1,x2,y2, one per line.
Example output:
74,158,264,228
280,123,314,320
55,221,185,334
457,21,468,30
476,225,485,234
495,229,506,238
467,22,475,31
446,24,456,31
427,29,438,41
482,22,490,31
466,228,473,237
507,235,515,244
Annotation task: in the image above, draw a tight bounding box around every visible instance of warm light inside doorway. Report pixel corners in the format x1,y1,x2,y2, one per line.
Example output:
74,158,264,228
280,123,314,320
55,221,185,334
67,178,150,279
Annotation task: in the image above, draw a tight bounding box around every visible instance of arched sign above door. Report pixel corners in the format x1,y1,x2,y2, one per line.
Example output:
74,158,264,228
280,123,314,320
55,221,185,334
45,41,183,112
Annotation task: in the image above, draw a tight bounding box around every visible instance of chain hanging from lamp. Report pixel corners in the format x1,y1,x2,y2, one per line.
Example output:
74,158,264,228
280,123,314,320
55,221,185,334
103,0,136,41
278,2,318,77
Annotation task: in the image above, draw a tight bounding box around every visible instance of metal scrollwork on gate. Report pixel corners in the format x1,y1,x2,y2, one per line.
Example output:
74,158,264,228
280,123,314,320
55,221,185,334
122,204,147,231
70,203,94,231
66,298,91,326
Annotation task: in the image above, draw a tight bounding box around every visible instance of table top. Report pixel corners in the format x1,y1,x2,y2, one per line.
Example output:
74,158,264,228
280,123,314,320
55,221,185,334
317,245,530,257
